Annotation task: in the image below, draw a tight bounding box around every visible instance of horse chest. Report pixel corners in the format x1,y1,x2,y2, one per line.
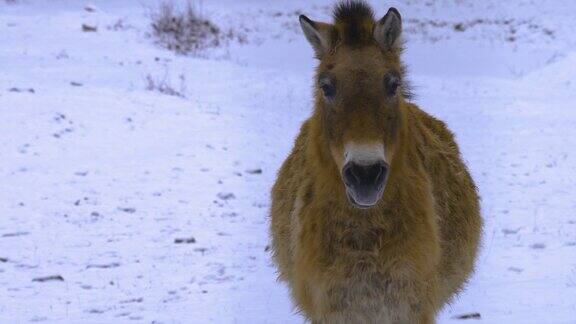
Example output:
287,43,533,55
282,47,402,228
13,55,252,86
296,216,422,309
298,221,389,287
302,218,388,265
302,239,420,323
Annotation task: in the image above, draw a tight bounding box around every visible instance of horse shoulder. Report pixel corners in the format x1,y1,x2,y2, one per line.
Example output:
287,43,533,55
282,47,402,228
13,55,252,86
271,119,312,282
406,103,482,304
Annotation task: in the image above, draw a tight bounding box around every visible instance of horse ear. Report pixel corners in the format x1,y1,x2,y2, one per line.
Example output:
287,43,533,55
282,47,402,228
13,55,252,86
299,15,336,58
374,8,402,52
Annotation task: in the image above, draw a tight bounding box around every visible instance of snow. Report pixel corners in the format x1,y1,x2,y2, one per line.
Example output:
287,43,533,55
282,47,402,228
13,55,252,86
0,0,575,323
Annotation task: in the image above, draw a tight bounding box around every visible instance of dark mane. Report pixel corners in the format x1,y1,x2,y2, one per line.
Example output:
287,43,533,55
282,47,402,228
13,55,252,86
333,0,374,22
333,0,375,46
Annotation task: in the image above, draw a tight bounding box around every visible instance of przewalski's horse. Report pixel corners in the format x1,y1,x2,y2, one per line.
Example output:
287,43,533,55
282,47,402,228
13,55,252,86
270,1,482,323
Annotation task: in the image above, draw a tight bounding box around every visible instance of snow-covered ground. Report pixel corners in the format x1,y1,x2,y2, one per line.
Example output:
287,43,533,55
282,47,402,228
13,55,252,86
1,0,575,323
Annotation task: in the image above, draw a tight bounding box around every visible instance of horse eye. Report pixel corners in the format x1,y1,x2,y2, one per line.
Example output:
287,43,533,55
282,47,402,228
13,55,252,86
384,73,400,97
321,83,336,98
319,78,336,98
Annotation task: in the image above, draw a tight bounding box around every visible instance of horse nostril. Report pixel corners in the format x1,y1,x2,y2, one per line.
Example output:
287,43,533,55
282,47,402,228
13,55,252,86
374,162,387,185
343,163,360,185
343,162,388,187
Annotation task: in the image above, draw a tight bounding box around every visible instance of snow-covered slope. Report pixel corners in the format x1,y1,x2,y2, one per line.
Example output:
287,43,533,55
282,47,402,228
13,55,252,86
0,0,575,323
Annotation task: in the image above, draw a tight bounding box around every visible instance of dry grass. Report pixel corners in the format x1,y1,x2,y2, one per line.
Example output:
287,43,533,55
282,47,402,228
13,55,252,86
150,0,224,55
145,72,186,98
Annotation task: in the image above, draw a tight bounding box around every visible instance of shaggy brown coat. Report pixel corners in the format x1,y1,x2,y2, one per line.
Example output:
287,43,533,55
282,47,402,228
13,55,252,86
270,2,482,323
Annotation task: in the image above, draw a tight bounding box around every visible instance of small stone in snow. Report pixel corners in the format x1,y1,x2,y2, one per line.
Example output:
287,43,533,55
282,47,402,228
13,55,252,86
217,192,235,200
87,262,120,269
174,237,196,244
33,275,64,282
452,312,481,320
245,168,262,174
8,87,35,93
530,243,546,249
501,228,520,235
2,231,29,238
86,309,104,314
453,23,466,32
82,24,97,32
507,266,523,273
120,297,143,304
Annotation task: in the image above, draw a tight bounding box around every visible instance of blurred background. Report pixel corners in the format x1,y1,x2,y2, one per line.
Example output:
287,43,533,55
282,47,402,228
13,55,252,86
0,0,575,323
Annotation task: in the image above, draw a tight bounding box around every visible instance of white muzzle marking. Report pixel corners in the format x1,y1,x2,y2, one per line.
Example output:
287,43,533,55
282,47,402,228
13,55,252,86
344,142,387,166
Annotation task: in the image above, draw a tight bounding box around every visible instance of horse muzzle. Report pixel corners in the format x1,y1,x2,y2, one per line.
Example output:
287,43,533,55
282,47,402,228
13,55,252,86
342,160,389,208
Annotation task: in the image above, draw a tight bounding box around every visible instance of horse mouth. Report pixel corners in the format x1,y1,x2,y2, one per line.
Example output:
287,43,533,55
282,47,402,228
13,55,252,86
346,187,384,209
341,156,388,209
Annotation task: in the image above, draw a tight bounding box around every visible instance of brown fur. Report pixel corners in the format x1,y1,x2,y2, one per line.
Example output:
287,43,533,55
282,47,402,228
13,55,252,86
270,2,482,323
